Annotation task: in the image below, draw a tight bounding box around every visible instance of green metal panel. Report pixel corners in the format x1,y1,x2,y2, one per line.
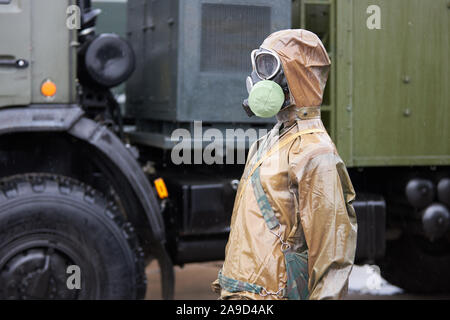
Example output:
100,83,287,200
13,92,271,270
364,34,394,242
0,0,32,108
336,0,354,165
336,0,449,167
0,0,76,108
30,0,77,104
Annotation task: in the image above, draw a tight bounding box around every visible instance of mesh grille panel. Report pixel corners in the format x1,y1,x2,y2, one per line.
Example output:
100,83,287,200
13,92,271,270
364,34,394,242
201,3,271,73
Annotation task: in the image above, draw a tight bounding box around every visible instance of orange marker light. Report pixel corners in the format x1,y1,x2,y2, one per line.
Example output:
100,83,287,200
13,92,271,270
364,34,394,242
154,178,169,199
41,79,57,97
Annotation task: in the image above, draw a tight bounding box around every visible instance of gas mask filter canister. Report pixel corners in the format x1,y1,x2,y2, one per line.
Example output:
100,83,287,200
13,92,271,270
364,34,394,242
247,80,285,118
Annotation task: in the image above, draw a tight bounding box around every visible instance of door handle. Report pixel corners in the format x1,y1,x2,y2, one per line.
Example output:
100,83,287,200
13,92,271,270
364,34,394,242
0,58,29,69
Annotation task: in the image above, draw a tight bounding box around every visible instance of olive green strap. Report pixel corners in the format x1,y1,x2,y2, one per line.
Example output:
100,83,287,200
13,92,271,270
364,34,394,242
218,269,287,298
251,167,279,230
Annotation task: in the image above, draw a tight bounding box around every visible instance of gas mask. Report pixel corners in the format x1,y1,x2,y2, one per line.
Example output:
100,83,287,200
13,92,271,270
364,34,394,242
242,48,291,118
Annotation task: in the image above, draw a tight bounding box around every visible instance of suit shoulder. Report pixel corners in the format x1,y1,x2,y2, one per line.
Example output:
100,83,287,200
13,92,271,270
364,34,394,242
289,129,336,157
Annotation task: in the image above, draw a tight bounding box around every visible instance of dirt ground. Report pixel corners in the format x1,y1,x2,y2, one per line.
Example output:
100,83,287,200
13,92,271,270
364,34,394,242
144,261,450,300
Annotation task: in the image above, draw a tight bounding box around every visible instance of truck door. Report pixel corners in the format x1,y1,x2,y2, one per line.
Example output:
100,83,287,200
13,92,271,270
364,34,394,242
348,0,449,166
0,0,32,108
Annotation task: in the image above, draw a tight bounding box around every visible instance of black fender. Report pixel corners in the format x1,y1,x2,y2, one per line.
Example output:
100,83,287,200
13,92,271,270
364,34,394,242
0,105,165,242
69,117,166,242
69,116,175,298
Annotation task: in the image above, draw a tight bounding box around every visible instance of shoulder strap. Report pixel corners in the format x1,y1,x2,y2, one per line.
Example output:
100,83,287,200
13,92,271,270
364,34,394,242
251,167,279,230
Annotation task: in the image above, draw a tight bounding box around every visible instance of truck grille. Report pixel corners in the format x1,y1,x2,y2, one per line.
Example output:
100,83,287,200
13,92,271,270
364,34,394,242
200,3,271,73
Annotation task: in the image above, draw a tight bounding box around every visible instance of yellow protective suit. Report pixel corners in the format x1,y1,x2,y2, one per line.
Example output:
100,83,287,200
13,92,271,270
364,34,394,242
212,30,357,300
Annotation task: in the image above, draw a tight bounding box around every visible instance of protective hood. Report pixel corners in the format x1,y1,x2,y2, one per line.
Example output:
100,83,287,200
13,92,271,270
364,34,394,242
260,29,331,108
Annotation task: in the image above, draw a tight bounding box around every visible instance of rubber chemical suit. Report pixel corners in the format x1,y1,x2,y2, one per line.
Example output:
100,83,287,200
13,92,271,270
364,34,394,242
212,29,357,300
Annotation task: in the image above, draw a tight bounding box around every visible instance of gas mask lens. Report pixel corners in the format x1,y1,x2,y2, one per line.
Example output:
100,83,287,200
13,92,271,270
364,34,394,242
255,54,278,79
252,49,281,80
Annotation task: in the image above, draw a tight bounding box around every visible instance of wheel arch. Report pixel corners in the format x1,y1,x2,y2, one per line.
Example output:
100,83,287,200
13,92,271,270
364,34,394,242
0,106,166,250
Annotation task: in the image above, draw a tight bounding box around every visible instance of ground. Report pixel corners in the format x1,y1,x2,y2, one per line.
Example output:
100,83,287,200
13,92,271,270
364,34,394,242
144,261,450,300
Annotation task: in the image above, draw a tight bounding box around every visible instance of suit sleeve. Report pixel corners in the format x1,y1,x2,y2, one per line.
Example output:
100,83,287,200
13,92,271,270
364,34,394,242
294,152,357,300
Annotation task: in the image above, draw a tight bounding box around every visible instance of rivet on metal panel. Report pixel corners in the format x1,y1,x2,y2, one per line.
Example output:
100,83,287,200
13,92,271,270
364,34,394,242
403,109,412,117
402,76,411,84
143,24,155,31
168,18,174,26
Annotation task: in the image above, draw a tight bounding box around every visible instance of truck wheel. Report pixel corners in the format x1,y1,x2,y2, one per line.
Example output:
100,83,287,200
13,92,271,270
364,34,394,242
380,233,450,294
0,174,146,299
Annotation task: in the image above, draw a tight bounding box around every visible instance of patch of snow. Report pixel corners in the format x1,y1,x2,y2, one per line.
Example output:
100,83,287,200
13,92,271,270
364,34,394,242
115,93,126,104
348,265,403,295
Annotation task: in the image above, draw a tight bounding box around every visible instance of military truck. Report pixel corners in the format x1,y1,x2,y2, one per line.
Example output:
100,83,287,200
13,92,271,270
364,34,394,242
0,0,448,299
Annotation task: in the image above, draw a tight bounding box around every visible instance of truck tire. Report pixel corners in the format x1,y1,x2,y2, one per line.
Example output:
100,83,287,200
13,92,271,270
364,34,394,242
0,174,146,299
380,234,450,294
